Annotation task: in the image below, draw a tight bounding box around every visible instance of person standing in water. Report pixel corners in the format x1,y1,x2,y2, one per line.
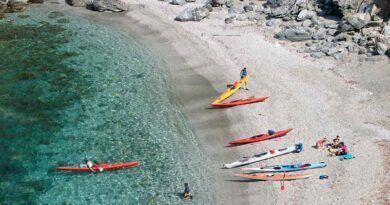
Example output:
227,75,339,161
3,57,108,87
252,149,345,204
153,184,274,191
183,183,191,199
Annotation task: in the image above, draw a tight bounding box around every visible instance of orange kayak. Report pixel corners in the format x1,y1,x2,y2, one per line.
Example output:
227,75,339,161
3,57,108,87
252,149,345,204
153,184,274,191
234,173,312,181
228,128,293,145
210,96,269,108
55,161,141,172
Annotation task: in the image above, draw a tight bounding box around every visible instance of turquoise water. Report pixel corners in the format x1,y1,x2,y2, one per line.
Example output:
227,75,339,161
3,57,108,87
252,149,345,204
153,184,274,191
0,5,213,204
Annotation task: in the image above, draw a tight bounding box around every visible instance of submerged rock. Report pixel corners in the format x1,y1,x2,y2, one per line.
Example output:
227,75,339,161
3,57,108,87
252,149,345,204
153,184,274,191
175,6,209,22
88,0,127,12
8,0,28,12
276,28,312,41
0,0,8,13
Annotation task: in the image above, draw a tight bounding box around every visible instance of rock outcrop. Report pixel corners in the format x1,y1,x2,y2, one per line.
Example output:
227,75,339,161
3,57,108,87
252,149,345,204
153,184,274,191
175,6,209,22
87,0,127,12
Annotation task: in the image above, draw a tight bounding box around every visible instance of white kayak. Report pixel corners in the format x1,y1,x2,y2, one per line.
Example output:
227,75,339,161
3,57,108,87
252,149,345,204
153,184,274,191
223,143,303,169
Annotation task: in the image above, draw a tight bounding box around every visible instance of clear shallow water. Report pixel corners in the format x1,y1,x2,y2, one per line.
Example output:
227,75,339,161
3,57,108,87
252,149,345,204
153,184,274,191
0,5,213,204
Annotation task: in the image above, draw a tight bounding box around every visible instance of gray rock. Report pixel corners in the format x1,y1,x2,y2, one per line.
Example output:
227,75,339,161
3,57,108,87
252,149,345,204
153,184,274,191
236,13,247,21
387,48,390,58
333,53,343,60
256,6,271,14
276,28,312,42
28,0,43,3
346,43,359,53
302,19,312,27
376,42,387,55
0,0,8,13
326,29,337,36
326,47,339,56
324,23,338,29
339,15,369,32
185,0,195,2
382,26,390,36
228,5,242,14
352,34,361,43
211,0,232,7
175,6,209,21
311,52,325,58
358,46,367,54
312,29,326,40
267,0,296,7
296,9,316,21
270,6,289,18
225,15,235,24
333,33,346,42
170,0,186,6
88,0,127,12
66,0,89,7
266,19,276,27
8,0,28,12
243,5,253,12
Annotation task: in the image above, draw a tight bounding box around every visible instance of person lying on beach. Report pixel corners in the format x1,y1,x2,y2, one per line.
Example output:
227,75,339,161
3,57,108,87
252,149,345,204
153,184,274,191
315,137,327,150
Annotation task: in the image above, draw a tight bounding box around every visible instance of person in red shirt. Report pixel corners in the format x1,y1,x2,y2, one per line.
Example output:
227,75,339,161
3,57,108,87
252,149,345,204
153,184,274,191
315,137,327,150
337,142,348,156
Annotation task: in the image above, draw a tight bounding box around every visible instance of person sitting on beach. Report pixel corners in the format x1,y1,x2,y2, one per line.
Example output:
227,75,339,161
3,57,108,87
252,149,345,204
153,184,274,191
240,67,247,79
268,129,275,135
337,142,348,156
230,81,238,89
86,160,95,172
183,183,191,199
330,137,340,149
315,137,327,150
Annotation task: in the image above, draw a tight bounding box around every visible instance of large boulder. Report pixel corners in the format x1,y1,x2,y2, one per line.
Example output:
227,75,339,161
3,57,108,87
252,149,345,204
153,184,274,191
8,0,27,12
66,0,90,7
170,0,186,6
275,28,312,41
296,9,316,21
0,0,8,13
339,14,369,32
87,0,127,12
175,6,209,22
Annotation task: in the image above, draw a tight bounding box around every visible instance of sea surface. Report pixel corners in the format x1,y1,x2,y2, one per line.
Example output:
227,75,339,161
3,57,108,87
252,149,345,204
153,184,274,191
0,4,213,204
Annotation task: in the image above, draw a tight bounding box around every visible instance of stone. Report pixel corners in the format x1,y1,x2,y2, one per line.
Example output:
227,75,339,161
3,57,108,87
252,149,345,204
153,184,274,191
224,15,235,24
311,52,325,58
0,0,8,13
228,5,242,14
382,26,390,36
333,33,346,42
324,23,338,29
326,47,339,56
376,42,388,55
296,9,316,21
175,6,209,21
358,46,367,54
302,19,312,27
275,28,312,42
339,15,369,32
333,53,343,60
266,19,276,27
8,0,28,12
243,5,253,12
270,6,289,18
170,0,186,6
66,0,89,7
185,0,195,2
236,13,247,21
87,0,127,12
312,29,326,40
326,29,337,36
28,0,43,3
346,43,359,53
211,0,232,7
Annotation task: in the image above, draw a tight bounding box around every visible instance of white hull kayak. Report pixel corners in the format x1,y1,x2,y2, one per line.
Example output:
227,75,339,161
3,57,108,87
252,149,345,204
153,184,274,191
223,143,303,169
242,162,326,173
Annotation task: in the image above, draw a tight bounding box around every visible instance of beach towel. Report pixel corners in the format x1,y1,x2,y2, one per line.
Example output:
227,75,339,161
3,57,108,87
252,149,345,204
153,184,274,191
339,153,354,161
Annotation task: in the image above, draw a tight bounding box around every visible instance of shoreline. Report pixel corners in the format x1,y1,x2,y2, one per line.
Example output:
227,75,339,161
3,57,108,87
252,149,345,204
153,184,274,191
22,1,390,204
122,1,390,204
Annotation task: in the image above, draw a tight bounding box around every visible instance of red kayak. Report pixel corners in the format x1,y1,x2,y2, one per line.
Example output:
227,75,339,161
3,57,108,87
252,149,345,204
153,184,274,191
210,96,269,108
229,128,293,145
55,161,141,172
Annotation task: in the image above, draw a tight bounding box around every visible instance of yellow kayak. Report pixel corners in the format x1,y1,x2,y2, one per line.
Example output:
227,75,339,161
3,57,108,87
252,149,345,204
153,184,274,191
212,75,249,104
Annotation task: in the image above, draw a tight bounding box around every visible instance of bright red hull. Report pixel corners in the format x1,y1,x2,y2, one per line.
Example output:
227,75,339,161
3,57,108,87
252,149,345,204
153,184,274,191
55,161,141,172
229,128,293,145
